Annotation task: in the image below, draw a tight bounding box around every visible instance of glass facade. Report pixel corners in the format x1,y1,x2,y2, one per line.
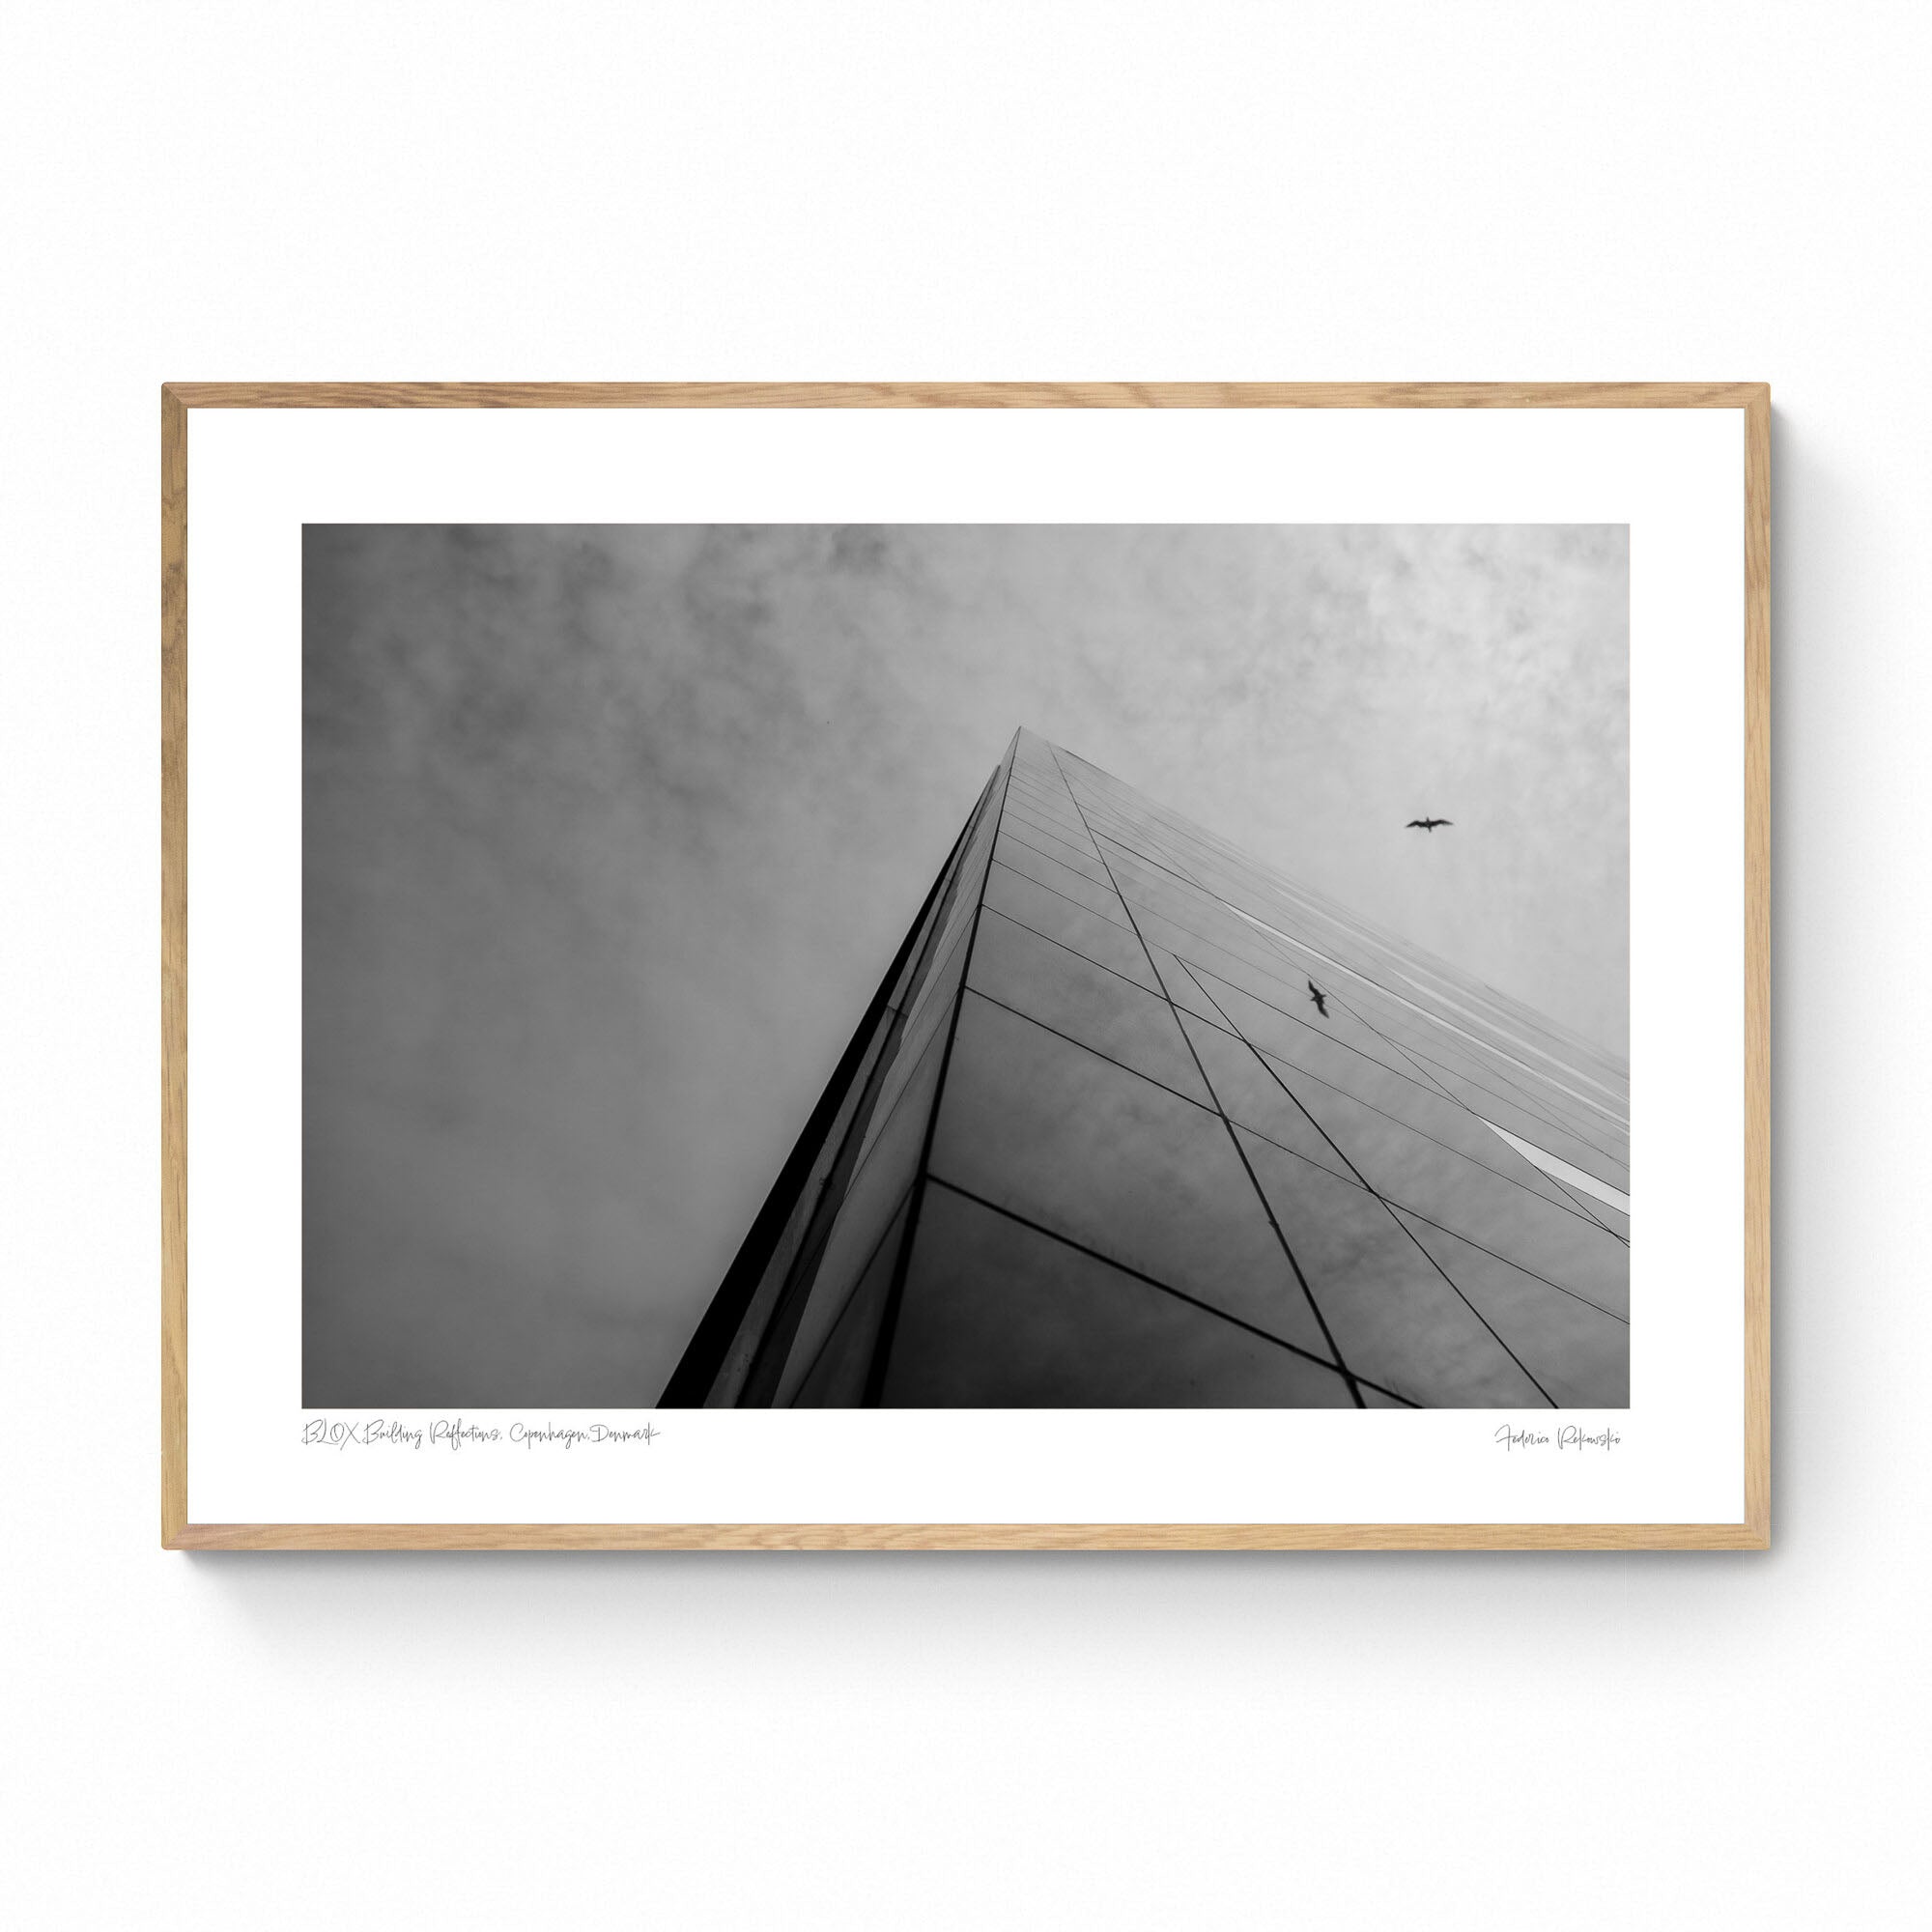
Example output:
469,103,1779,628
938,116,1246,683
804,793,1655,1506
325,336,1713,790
662,730,1629,1408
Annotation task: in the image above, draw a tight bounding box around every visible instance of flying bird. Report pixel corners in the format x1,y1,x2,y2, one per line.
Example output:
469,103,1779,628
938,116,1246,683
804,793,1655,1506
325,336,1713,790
1406,816,1453,832
1306,980,1328,1019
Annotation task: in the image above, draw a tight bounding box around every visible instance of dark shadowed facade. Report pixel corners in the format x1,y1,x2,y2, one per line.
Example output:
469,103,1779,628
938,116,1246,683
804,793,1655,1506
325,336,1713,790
665,729,1630,1408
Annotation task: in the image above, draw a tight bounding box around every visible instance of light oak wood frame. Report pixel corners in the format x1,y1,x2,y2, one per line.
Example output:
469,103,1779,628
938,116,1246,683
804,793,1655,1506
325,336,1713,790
161,382,1770,1551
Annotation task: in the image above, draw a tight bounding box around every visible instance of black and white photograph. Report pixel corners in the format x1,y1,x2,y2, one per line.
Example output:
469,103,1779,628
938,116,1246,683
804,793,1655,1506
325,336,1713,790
303,523,1630,1411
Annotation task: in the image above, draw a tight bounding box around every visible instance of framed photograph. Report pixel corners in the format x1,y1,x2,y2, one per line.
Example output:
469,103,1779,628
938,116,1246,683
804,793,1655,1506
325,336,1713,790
161,382,1769,1549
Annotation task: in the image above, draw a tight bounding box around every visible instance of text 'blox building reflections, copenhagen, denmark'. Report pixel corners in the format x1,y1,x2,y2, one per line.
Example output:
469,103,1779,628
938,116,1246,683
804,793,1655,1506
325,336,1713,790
662,730,1630,1410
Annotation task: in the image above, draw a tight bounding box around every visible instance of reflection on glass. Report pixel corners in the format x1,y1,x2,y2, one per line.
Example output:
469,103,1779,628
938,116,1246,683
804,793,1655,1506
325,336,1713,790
790,1197,911,1406
1176,1009,1361,1185
1357,1383,1414,1409
992,835,1131,924
1238,1128,1548,1407
882,1185,1356,1407
980,874,1164,993
1000,817,1111,883
1395,1208,1628,1406
966,912,1212,1105
1583,1199,1631,1240
1264,1061,1630,1317
769,1020,949,1403
860,915,979,1169
927,994,1337,1362
1175,966,1584,1221
1478,1119,1631,1213
1360,1027,1630,1179
1238,1006,1589,1218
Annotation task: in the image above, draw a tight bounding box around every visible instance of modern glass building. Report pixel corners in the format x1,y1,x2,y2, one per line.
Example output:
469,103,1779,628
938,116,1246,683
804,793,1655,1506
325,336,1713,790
662,729,1629,1409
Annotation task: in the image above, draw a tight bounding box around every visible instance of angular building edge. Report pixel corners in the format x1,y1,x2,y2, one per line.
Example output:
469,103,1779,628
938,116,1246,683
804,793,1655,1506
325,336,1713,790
658,738,1013,1405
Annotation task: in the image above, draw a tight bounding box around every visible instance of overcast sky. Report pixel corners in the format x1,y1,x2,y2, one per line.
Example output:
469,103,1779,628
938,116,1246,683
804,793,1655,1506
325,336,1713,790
303,523,1627,1406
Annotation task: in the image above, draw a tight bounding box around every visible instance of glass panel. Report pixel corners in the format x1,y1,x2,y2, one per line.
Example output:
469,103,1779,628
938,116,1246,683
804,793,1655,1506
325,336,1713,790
1128,907,1306,1012
1532,1174,1631,1242
1105,847,1214,907
1005,768,1087,807
1256,1053,1630,1312
965,913,1213,1106
978,876,1165,994
770,1017,949,1403
1394,1208,1630,1407
1180,967,1588,1222
1356,1016,1631,1171
1005,783,1091,826
1478,1118,1631,1214
997,818,1113,886
1175,1009,1361,1186
1094,835,1198,889
706,1013,895,1402
991,835,1131,925
1583,1199,1630,1240
789,1196,912,1406
983,853,1136,946
1346,981,1629,1133
908,867,980,997
1226,965,1465,1095
1143,944,1230,1026
858,922,974,1167
1180,958,1361,1059
885,814,998,1016
1002,791,1094,844
1357,1383,1415,1408
883,867,954,1014
912,858,990,1010
926,994,1337,1362
881,1185,1357,1407
1261,1030,1589,1218
1238,1128,1550,1408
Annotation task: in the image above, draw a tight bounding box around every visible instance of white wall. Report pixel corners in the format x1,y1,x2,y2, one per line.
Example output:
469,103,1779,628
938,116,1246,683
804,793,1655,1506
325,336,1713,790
3,4,1924,1924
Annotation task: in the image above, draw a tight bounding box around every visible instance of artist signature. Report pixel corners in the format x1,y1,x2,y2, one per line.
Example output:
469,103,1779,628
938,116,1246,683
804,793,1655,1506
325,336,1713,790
1493,1424,1621,1453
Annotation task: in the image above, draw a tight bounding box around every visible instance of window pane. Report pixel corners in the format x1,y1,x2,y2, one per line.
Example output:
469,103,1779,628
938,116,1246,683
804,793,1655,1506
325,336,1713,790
965,912,1212,1106
1394,1208,1629,1406
1128,906,1301,1010
1005,811,1097,863
999,818,1113,885
984,854,1131,941
979,874,1165,994
881,1184,1356,1407
895,890,975,1034
1478,1117,1631,1214
1358,1383,1415,1408
860,919,974,1167
1185,959,1445,1093
789,1196,912,1406
1238,1127,1549,1408
1176,1009,1362,1186
991,835,1131,925
1582,1199,1630,1240
1400,1058,1631,1193
1256,1058,1630,1316
704,1012,895,1402
1137,945,1223,1023
769,1017,948,1403
927,994,1338,1363
1179,963,1584,1217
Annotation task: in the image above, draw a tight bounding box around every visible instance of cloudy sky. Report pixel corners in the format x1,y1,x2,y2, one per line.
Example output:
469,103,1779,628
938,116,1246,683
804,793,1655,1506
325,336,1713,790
303,524,1627,1406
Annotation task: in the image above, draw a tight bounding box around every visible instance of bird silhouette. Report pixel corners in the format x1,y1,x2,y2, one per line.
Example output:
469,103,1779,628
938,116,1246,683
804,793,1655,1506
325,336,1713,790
1306,980,1328,1018
1406,816,1453,832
